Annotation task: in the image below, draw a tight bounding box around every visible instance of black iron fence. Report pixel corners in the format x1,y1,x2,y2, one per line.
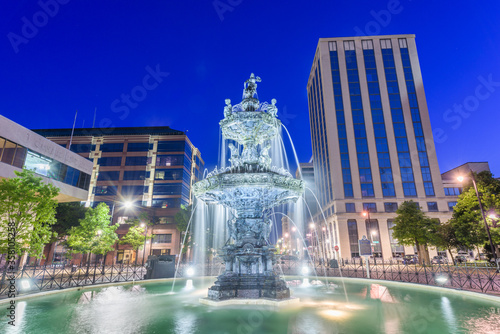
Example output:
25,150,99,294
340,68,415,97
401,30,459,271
0,263,146,298
1,261,499,299
276,261,500,294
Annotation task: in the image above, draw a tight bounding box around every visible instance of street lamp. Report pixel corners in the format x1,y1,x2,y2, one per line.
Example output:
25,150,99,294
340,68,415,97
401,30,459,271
141,222,148,265
458,172,498,267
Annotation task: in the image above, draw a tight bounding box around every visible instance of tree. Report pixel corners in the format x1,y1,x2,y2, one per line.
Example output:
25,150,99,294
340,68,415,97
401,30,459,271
66,203,118,263
433,222,461,264
0,169,59,261
391,201,437,265
175,204,193,255
120,211,154,264
52,202,88,241
451,171,500,257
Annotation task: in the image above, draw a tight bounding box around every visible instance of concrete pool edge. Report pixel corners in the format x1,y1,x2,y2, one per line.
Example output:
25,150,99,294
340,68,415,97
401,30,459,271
2,275,499,305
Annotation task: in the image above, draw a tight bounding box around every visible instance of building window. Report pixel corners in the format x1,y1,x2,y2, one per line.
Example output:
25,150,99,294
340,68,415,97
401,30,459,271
403,183,417,197
126,142,151,152
365,219,382,256
156,155,184,167
154,169,183,180
70,143,94,154
156,141,186,152
448,201,457,212
123,170,149,180
347,220,359,258
444,187,462,196
98,157,122,166
427,202,438,212
363,203,377,213
380,39,392,49
99,143,124,152
398,38,408,48
345,203,356,213
94,185,118,196
343,40,355,50
152,234,172,244
152,249,171,256
125,156,149,166
328,41,337,51
152,184,182,195
361,40,373,50
121,186,147,196
97,171,120,181
361,183,375,197
1,139,18,165
384,202,398,212
387,219,405,257
151,198,181,208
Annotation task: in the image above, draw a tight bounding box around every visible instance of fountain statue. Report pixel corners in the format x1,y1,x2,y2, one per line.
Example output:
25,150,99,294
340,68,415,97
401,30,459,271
193,74,304,302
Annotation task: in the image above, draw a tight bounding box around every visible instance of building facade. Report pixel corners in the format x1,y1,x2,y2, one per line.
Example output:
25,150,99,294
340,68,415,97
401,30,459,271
34,126,203,264
307,35,456,261
0,115,93,266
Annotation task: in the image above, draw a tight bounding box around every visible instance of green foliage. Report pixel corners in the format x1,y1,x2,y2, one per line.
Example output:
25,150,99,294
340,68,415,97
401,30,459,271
52,202,88,241
0,169,59,258
433,222,461,263
175,204,193,254
392,201,437,264
451,171,500,250
120,225,151,250
66,203,118,255
392,201,437,246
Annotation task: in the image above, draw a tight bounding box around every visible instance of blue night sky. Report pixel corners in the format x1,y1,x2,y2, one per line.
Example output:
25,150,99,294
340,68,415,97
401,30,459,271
1,1,499,176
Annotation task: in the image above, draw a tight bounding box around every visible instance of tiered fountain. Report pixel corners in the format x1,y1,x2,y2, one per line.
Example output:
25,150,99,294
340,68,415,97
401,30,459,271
194,74,304,304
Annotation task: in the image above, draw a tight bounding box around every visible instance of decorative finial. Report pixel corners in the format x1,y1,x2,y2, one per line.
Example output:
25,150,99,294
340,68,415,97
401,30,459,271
224,99,232,117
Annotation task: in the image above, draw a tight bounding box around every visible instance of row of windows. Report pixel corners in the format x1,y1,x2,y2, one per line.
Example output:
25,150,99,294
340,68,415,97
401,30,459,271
308,59,332,207
444,187,462,196
382,48,417,198
98,154,188,167
345,201,443,213
0,136,92,190
400,47,435,197
97,170,152,181
330,51,354,199
364,49,396,197
94,185,149,196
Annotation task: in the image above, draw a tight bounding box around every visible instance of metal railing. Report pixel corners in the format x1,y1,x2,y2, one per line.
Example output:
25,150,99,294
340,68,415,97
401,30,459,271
1,261,499,299
0,263,146,298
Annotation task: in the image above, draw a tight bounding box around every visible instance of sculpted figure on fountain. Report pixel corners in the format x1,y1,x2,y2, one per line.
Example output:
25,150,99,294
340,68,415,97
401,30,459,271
224,99,232,117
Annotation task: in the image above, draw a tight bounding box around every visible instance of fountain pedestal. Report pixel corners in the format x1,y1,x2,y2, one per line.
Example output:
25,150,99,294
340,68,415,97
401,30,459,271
194,74,304,303
207,245,290,301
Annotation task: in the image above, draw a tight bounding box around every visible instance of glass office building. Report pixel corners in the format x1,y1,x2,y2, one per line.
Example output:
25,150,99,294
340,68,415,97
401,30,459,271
307,35,455,260
34,126,203,261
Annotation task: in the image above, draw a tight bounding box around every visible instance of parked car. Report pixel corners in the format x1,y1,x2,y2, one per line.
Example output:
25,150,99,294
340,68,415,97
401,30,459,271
475,253,490,261
454,255,467,264
431,256,448,264
402,255,418,265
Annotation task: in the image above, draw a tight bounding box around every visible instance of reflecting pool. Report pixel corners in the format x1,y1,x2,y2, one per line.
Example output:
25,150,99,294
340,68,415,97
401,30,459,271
1,278,499,334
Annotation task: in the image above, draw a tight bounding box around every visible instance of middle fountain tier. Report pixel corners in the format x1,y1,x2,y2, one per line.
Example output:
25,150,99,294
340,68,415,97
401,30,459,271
194,73,304,301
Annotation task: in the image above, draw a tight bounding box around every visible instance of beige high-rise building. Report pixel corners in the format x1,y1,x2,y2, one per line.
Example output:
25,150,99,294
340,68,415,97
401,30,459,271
307,34,455,261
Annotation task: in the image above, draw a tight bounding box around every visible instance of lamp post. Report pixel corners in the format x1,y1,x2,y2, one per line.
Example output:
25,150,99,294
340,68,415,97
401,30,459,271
458,172,498,267
141,222,148,265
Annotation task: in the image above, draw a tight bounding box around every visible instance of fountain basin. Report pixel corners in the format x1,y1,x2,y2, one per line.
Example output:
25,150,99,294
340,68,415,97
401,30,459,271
2,277,499,334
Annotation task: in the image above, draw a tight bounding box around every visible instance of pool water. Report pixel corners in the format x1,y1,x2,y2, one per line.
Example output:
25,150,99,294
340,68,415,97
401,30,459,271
1,277,499,334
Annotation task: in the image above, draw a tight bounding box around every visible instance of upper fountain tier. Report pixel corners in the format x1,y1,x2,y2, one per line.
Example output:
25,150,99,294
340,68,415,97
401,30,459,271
193,74,304,214
219,73,281,166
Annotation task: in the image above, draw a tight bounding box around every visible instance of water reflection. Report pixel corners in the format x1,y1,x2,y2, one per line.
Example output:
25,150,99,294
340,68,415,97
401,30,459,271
71,286,149,334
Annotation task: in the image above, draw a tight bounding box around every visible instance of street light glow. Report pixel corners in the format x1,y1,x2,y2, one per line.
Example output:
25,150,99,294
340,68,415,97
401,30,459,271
97,230,102,235
488,214,497,219
309,223,315,229
292,227,296,232
284,233,289,238
362,211,368,217
140,222,146,228
457,176,464,182
123,200,133,208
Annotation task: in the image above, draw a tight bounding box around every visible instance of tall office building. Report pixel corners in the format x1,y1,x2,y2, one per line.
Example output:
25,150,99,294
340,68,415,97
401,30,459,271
34,126,203,263
307,35,453,260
